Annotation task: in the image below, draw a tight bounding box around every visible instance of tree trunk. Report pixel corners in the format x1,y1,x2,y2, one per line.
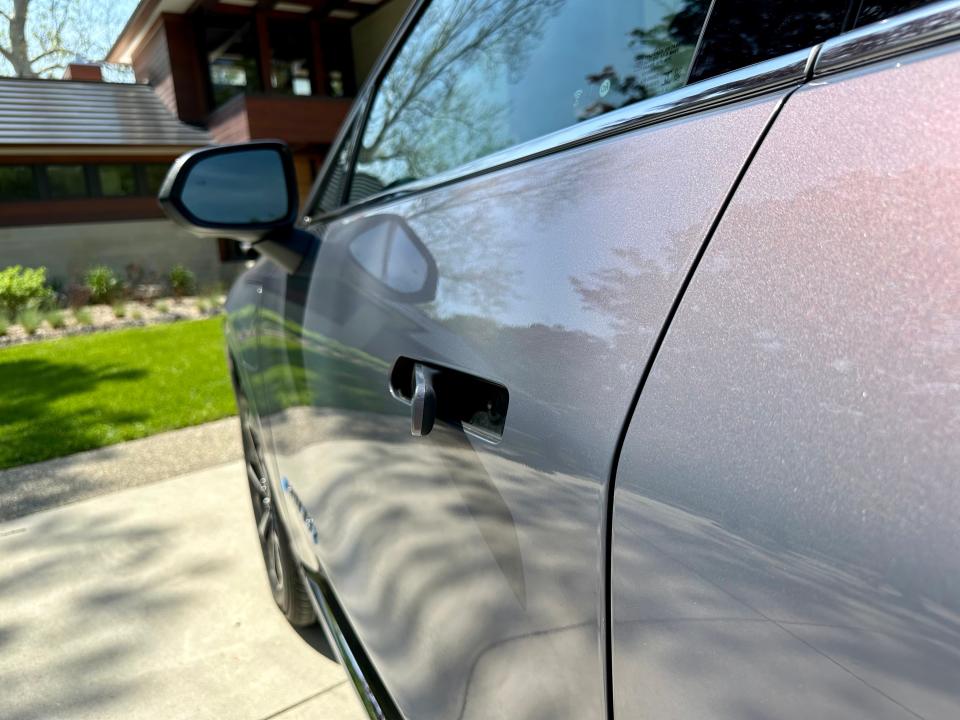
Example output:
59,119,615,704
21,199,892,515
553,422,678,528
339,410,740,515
7,0,37,78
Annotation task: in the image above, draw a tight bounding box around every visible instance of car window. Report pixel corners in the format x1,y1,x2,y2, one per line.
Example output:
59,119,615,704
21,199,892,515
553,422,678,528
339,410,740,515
350,0,714,201
688,0,848,83
310,120,358,217
854,0,935,26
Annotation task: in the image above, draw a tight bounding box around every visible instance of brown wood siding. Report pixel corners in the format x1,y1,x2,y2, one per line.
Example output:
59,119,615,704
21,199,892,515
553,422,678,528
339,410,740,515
244,96,352,146
207,96,252,144
131,15,208,126
132,20,177,118
0,197,164,227
162,14,208,125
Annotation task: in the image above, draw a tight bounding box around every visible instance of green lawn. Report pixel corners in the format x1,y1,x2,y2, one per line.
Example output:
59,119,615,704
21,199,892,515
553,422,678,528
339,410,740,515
0,317,236,469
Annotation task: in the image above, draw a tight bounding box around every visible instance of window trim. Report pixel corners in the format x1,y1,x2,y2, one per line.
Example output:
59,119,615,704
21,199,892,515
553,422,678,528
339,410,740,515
815,0,960,76
306,0,960,225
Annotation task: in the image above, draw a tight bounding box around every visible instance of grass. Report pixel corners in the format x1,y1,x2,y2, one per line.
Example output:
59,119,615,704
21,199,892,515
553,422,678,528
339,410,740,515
112,302,127,319
0,317,235,469
0,315,7,337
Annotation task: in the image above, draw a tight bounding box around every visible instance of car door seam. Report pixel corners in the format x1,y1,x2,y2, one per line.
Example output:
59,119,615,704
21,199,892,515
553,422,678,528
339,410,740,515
599,85,802,720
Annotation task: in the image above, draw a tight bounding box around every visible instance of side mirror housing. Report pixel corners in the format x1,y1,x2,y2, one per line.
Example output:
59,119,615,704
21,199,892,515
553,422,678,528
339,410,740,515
159,141,308,272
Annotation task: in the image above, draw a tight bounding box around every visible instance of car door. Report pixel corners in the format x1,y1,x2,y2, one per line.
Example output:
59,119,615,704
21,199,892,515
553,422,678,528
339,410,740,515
610,4,960,720
256,1,854,718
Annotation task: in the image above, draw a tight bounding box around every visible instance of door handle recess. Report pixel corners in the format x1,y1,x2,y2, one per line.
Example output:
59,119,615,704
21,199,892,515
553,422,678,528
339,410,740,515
390,357,509,442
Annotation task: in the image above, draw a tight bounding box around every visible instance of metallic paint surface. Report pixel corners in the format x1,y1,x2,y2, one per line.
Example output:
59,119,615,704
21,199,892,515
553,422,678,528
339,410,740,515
612,43,960,719
253,95,787,720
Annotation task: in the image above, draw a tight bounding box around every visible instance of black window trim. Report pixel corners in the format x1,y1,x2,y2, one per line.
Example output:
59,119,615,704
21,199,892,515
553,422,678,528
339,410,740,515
304,0,960,225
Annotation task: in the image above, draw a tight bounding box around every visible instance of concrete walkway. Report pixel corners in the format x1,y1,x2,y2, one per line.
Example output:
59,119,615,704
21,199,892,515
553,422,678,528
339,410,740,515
0,417,243,522
0,458,365,720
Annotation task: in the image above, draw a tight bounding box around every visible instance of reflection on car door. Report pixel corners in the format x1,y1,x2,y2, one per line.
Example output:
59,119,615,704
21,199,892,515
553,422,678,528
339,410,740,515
254,1,850,718
261,105,798,720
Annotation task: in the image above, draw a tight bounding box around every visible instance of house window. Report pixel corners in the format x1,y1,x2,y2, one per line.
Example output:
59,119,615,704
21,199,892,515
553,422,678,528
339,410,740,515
45,165,88,198
205,15,262,107
269,19,313,96
141,164,170,196
98,164,137,197
0,165,37,201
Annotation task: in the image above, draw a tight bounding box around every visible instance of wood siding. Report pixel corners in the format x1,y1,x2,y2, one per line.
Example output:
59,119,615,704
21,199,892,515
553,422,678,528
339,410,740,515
131,15,208,126
208,95,352,147
0,197,164,227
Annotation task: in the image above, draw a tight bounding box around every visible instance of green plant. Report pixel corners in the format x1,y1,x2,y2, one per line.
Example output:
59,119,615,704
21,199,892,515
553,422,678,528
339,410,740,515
112,302,127,319
197,299,210,314
74,308,93,326
0,265,53,318
156,301,170,314
0,314,8,337
17,307,42,335
169,264,196,298
132,309,143,321
46,310,66,329
84,265,121,304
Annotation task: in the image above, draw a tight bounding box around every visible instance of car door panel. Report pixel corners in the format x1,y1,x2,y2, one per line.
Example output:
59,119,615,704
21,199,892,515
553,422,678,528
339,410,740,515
611,42,960,720
257,90,791,720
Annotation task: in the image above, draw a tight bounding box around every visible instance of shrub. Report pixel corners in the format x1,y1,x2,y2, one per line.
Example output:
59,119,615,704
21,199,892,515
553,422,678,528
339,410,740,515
197,299,210,314
112,302,127,319
85,265,121,304
156,301,170,314
132,309,143,321
0,265,53,318
46,310,66,329
0,315,8,337
169,264,196,298
74,307,93,326
18,308,42,335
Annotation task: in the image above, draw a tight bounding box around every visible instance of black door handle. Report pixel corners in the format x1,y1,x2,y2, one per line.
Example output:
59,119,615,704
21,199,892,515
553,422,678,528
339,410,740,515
389,357,509,442
411,363,438,437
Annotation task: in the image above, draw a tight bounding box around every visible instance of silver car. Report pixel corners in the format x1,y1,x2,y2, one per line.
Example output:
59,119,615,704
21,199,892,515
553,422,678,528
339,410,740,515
159,1,960,718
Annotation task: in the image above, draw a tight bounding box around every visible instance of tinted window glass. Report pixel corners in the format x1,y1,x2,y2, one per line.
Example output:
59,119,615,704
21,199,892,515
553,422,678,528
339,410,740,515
313,136,352,215
46,165,87,198
689,0,846,83
205,16,261,107
268,19,313,96
0,165,37,201
855,0,934,26
143,164,170,196
351,0,711,200
98,164,137,197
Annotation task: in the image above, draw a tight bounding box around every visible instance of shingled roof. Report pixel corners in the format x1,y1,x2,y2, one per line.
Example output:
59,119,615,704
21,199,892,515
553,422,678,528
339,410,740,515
0,77,211,147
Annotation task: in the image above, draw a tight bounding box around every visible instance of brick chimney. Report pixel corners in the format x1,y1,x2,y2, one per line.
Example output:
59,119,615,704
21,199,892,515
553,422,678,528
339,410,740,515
63,63,103,82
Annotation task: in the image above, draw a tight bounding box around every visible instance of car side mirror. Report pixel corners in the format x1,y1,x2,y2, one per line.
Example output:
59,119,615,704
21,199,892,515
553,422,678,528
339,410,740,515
159,141,308,273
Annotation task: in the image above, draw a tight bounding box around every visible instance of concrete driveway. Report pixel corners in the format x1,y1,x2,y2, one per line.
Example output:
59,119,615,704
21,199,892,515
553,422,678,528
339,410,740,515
0,434,366,720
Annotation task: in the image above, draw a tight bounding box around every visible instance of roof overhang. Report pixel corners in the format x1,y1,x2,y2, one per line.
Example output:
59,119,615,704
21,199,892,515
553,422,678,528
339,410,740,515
107,0,195,65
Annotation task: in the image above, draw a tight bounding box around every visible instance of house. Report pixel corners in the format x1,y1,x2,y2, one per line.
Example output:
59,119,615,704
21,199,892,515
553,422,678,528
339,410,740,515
0,0,410,287
0,66,223,286
106,0,412,205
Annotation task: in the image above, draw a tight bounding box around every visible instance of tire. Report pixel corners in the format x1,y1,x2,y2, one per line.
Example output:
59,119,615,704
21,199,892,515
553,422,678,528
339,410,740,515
235,366,315,627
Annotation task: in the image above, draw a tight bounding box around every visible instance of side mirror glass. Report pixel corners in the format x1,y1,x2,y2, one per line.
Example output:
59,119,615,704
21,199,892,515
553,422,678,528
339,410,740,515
159,141,298,241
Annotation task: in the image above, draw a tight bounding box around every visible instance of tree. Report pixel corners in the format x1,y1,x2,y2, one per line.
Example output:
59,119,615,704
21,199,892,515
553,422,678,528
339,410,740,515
0,0,132,78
